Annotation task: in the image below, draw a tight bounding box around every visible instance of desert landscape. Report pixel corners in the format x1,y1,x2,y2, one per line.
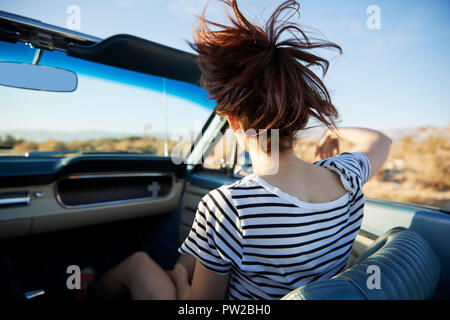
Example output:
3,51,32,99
1,125,449,210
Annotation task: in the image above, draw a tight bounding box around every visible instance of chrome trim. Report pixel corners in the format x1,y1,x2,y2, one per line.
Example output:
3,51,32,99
32,48,42,65
358,229,378,241
0,10,102,44
25,289,45,299
65,172,172,180
187,114,227,169
0,192,30,207
54,172,175,209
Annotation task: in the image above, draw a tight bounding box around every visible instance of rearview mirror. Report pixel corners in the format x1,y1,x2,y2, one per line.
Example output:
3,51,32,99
0,61,78,92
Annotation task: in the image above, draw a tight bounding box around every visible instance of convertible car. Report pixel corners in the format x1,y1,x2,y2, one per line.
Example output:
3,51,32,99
0,11,448,301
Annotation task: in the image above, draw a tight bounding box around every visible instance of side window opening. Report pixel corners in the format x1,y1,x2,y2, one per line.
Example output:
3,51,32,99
202,129,236,171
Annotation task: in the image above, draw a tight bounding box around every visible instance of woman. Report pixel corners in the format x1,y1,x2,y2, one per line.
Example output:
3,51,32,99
88,0,391,300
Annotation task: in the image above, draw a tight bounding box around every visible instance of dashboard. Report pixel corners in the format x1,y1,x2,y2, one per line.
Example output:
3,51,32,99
0,155,186,239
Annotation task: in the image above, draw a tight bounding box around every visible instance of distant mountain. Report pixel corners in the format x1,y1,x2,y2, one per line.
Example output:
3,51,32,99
298,125,448,142
1,126,447,143
382,126,448,141
0,129,164,143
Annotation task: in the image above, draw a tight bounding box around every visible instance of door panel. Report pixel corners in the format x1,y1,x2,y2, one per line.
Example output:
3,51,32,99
180,172,238,242
180,183,209,243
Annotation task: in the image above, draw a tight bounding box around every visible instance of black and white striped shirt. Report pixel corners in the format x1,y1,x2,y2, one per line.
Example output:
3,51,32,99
179,152,371,300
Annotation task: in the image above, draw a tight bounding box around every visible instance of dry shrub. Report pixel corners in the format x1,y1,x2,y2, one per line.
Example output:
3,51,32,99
37,140,68,152
13,141,38,153
388,128,450,190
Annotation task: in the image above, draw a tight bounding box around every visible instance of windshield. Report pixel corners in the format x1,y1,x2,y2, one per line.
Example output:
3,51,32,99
0,41,214,157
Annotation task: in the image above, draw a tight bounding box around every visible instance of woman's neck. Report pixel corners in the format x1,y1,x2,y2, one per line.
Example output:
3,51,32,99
248,144,307,177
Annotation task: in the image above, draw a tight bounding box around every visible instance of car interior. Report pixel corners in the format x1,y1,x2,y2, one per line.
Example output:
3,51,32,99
0,10,449,301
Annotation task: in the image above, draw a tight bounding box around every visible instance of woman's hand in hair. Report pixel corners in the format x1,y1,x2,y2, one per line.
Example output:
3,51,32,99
315,130,340,159
319,127,392,179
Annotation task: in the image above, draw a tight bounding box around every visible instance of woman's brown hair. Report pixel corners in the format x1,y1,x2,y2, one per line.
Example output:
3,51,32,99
191,0,342,152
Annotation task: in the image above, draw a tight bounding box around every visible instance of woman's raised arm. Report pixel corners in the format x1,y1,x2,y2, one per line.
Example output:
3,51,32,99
316,127,392,178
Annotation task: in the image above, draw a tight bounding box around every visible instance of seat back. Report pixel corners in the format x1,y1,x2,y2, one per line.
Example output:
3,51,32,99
282,228,441,300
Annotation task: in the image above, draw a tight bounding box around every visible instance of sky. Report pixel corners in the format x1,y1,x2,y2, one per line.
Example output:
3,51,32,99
0,0,449,136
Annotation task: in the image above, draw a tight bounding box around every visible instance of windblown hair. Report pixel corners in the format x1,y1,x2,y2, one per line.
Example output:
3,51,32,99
191,0,342,152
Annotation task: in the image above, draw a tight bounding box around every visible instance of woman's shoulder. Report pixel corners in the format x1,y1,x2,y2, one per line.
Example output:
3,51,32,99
313,152,372,192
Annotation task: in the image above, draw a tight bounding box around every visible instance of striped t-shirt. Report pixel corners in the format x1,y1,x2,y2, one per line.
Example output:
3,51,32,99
179,152,372,300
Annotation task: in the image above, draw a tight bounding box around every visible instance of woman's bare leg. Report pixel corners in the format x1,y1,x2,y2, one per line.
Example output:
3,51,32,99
88,251,176,300
177,254,196,281
166,262,191,299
